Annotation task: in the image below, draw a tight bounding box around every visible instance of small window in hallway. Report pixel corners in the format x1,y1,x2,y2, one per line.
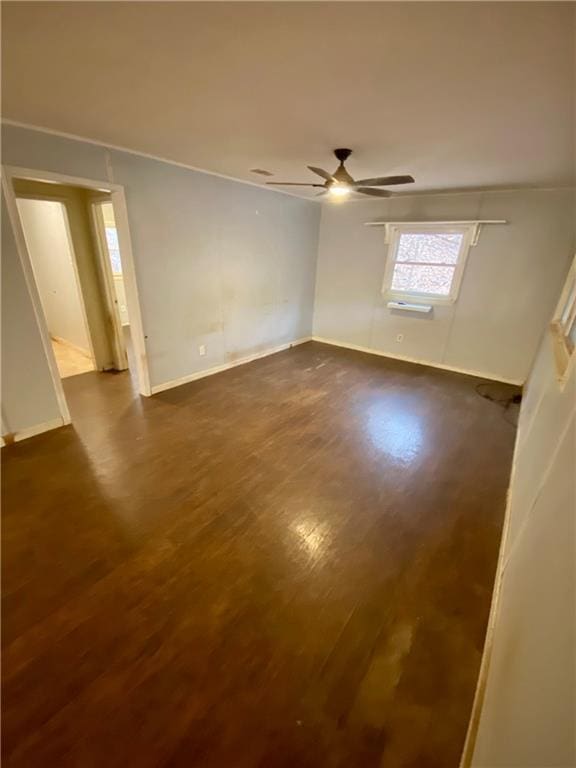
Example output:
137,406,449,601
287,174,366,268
105,224,122,275
98,202,130,327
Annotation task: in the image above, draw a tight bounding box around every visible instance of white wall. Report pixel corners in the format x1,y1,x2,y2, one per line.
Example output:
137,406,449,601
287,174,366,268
1,123,320,434
313,190,575,384
108,149,319,386
16,198,92,354
1,192,62,435
470,328,576,766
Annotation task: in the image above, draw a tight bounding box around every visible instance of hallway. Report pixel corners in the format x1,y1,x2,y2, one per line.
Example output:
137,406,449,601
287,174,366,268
1,342,517,767
51,337,94,378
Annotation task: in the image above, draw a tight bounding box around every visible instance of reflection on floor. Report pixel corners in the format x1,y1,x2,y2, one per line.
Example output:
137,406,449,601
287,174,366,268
1,342,519,767
51,337,94,378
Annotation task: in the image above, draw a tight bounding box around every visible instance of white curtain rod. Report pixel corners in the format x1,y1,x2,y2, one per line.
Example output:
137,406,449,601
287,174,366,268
364,219,507,246
364,219,507,227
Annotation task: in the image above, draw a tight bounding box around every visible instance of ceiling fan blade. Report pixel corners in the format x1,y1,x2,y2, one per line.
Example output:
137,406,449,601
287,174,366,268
356,188,392,197
266,182,325,187
354,175,415,187
308,166,334,182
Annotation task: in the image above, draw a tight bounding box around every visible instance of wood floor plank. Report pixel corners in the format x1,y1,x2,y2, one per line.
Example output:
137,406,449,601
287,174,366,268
1,342,517,767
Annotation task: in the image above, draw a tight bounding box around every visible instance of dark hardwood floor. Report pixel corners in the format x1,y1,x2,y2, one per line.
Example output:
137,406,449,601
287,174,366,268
2,342,517,767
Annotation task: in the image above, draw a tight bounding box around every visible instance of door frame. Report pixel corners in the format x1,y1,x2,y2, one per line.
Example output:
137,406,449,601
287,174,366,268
2,166,152,412
90,199,129,371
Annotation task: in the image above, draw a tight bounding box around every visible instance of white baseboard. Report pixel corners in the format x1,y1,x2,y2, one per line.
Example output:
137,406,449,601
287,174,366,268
150,336,312,395
1,416,66,446
312,336,523,386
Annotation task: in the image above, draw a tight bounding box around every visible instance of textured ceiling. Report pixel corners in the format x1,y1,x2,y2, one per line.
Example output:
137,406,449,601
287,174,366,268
2,2,575,198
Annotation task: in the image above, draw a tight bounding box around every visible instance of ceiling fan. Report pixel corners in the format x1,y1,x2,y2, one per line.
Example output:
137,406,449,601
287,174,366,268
266,148,415,198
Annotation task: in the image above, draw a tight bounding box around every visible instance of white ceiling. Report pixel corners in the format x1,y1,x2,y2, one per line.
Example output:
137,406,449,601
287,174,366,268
2,2,575,198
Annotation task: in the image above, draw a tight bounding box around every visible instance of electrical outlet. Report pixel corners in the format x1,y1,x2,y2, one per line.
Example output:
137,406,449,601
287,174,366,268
198,344,206,356
396,334,404,343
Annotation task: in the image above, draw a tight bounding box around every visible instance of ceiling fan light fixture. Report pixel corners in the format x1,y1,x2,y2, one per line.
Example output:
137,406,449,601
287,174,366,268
329,183,351,198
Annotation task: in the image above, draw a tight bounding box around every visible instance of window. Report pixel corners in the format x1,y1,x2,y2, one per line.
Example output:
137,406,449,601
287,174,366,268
105,226,122,275
551,254,576,383
382,224,474,304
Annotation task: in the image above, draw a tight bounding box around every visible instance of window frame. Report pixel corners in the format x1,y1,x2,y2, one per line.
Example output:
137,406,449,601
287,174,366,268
381,223,475,305
550,253,576,386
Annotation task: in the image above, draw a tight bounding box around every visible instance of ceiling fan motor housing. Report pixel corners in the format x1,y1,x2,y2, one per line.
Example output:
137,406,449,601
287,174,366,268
332,149,354,183
334,148,352,163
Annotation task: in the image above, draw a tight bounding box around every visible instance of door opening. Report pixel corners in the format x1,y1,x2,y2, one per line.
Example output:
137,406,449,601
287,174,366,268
16,196,96,379
13,177,130,383
91,199,139,375
3,165,151,428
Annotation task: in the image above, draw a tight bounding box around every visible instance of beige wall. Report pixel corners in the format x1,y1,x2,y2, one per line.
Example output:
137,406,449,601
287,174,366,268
313,189,575,384
16,198,92,354
468,328,576,765
1,191,62,435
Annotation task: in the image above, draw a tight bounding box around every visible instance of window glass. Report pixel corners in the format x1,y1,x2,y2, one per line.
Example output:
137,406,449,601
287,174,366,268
396,232,463,265
105,226,122,274
391,264,455,296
